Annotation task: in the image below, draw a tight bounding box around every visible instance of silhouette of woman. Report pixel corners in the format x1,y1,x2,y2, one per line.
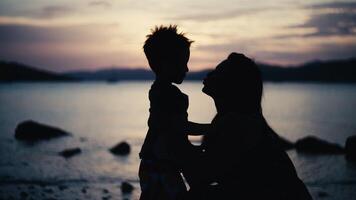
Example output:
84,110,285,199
184,53,313,200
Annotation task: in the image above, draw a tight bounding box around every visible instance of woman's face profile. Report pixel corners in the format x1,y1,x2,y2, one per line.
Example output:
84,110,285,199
202,62,227,97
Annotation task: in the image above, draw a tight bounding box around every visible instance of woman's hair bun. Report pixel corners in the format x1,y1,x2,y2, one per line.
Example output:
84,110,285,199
227,52,246,61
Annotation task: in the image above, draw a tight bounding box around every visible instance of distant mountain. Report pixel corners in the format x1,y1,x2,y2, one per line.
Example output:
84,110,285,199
258,58,356,82
62,68,155,81
63,58,356,83
0,61,75,82
1,58,355,83
62,68,209,81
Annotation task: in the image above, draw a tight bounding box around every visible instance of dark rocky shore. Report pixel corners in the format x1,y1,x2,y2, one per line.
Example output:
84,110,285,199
4,120,356,200
0,181,140,200
6,120,138,200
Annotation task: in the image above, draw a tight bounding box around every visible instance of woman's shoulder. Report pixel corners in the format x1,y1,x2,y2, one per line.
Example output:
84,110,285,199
215,113,266,148
216,112,264,128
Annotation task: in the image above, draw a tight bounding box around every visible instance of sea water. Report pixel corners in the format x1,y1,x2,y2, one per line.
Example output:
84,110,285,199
0,81,355,199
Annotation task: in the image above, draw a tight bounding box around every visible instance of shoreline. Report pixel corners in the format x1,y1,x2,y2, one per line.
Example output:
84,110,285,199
0,181,140,200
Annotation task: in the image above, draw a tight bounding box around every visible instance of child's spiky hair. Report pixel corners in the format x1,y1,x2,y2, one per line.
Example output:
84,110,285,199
143,25,193,72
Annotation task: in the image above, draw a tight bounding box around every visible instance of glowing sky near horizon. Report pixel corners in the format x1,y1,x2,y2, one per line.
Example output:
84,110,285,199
0,0,355,72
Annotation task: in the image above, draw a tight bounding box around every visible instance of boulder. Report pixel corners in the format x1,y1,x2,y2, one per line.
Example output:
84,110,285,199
15,120,70,141
295,136,344,154
345,135,356,161
59,148,82,158
109,141,131,156
121,181,134,194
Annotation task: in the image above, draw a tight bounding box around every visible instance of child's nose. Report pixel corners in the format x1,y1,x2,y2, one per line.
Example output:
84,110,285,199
207,70,213,77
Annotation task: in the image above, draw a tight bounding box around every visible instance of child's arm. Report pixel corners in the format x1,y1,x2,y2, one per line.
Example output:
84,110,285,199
186,121,211,136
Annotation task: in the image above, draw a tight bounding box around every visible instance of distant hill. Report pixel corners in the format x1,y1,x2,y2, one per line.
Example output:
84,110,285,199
0,61,75,82
62,58,356,83
62,68,213,82
258,58,356,82
1,58,355,83
62,68,155,81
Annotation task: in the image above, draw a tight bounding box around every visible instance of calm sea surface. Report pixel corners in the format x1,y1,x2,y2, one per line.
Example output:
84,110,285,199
0,81,356,199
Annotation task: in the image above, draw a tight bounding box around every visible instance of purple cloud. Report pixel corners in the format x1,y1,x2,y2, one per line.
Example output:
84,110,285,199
37,5,74,18
89,1,112,8
289,2,356,37
307,2,356,10
170,7,274,22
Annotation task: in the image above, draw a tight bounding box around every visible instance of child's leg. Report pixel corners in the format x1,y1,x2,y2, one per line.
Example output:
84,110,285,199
139,161,164,200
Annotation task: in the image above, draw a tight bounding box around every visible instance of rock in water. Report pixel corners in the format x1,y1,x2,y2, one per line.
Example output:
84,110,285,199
15,120,70,141
59,148,82,158
295,136,344,154
345,135,356,161
121,181,134,194
109,141,131,156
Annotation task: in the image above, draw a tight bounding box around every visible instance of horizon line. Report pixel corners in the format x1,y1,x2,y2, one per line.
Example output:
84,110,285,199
1,56,356,74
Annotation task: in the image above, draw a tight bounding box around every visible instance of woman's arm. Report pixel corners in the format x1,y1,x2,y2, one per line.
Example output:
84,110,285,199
186,121,211,136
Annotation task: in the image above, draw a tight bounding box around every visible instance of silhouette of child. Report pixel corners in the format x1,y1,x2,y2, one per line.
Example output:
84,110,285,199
139,25,209,200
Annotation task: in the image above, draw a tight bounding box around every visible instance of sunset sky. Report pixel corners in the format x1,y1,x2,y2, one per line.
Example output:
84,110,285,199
0,0,355,72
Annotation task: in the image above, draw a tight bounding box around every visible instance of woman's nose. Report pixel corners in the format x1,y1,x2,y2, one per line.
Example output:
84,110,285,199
204,71,212,82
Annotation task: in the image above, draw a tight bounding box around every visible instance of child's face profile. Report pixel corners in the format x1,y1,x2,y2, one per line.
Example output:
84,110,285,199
159,48,189,84
172,48,189,84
